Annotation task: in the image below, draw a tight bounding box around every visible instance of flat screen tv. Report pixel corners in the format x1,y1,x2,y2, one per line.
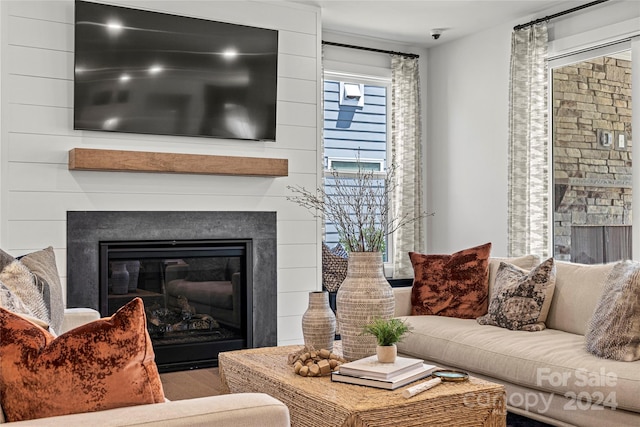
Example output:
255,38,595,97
74,1,278,141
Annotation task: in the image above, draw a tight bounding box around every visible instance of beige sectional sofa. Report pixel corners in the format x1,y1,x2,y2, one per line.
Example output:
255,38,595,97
1,309,290,426
394,257,640,427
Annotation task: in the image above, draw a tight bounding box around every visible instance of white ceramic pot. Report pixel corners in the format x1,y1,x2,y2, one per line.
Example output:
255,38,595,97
376,344,397,363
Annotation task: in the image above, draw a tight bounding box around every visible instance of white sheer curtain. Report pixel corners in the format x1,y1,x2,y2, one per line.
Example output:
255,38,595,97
391,55,424,278
508,23,550,258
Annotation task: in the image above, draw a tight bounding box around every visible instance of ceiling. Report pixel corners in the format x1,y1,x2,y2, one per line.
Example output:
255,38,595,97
285,0,596,48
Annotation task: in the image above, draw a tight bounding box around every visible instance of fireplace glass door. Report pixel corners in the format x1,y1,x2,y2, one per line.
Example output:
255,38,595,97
99,240,251,371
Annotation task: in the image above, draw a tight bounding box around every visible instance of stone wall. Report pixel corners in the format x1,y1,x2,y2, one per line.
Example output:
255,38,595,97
553,56,632,261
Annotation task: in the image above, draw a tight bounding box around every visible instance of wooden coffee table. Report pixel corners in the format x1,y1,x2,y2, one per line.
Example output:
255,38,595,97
219,345,506,427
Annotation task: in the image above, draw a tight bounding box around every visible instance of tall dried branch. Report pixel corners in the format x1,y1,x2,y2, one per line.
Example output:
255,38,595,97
287,161,432,252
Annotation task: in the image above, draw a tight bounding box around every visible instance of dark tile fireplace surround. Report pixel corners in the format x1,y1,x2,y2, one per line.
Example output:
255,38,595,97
66,211,277,371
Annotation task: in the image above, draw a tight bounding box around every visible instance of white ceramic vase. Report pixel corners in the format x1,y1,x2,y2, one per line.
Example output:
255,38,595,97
376,344,397,363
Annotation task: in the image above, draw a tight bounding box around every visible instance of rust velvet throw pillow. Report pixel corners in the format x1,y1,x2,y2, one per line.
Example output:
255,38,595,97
409,242,492,318
0,297,165,422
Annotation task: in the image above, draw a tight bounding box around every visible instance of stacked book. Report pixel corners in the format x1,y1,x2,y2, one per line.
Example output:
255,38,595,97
331,355,437,390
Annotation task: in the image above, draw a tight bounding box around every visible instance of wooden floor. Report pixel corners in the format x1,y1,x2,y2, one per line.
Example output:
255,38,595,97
159,367,225,401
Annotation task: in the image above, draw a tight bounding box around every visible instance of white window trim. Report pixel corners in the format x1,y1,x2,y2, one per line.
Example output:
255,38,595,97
633,38,640,259
549,39,631,68
548,17,639,60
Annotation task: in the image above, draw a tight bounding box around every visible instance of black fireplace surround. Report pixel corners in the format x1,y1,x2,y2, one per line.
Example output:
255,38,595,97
66,211,277,371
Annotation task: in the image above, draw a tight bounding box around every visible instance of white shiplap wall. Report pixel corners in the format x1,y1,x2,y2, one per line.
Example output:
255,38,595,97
0,0,322,346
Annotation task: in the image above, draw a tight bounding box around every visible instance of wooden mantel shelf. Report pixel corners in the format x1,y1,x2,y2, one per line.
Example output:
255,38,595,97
68,148,288,177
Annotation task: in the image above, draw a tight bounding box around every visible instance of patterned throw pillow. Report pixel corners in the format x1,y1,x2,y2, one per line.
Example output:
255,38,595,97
477,258,556,332
585,260,640,361
0,281,35,319
0,284,49,331
409,242,492,319
0,298,165,422
322,243,348,292
0,258,50,329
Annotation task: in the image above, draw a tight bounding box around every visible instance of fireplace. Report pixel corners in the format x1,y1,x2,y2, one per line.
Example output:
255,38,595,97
101,239,251,370
66,211,277,372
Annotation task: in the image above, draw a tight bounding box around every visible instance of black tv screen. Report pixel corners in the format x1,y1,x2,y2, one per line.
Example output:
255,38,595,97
74,1,278,141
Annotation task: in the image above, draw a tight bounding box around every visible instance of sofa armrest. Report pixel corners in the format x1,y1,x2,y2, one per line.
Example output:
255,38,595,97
5,393,290,427
61,308,101,334
393,287,412,317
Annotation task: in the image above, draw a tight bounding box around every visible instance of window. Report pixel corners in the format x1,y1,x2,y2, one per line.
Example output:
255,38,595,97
550,43,632,264
323,73,392,263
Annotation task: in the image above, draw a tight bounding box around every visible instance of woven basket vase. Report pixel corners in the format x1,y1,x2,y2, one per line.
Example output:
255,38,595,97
302,291,336,351
336,252,395,361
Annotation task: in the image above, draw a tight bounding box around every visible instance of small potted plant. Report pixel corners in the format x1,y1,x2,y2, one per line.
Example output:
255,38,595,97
362,317,412,363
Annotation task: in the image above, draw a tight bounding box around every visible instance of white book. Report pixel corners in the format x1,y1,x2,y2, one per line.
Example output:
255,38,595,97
338,355,424,380
331,364,438,390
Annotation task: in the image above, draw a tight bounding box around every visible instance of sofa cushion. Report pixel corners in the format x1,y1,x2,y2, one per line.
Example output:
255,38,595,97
0,393,290,427
396,315,640,412
0,298,165,422
546,261,614,335
19,246,65,334
0,258,50,328
585,260,640,361
477,258,556,332
409,242,491,318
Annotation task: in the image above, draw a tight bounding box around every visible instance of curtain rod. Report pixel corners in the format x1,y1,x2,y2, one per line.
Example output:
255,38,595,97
514,0,610,31
321,40,419,59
